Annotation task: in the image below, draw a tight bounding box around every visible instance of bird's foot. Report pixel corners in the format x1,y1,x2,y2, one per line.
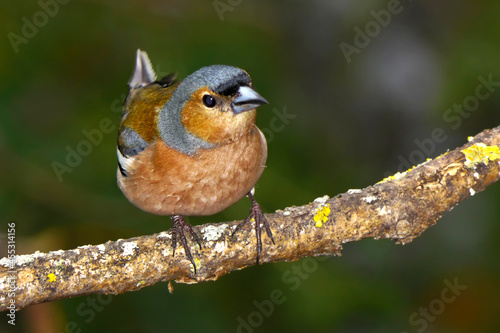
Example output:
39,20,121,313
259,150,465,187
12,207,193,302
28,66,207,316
171,215,202,273
232,192,275,265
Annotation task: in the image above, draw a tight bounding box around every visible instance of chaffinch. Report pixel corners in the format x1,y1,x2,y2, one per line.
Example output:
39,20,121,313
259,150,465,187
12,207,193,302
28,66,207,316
117,50,274,272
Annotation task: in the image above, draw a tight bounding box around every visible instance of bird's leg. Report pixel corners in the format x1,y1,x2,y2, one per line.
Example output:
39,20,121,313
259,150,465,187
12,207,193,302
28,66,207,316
232,191,275,265
171,215,202,273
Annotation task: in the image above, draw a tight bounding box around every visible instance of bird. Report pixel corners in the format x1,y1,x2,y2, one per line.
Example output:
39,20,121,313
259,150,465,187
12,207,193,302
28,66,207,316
117,49,274,272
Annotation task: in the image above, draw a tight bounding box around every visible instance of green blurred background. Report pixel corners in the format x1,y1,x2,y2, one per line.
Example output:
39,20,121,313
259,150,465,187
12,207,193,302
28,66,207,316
1,1,500,332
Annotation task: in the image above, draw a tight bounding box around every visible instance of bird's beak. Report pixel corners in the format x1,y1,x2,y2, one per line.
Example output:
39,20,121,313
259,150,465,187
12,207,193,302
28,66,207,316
232,86,269,114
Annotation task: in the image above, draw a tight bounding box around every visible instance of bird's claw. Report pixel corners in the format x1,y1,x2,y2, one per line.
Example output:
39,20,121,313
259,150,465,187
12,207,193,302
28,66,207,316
232,193,274,265
171,215,201,274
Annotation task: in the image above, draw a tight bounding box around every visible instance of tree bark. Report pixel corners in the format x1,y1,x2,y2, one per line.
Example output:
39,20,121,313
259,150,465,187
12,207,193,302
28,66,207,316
2,126,500,312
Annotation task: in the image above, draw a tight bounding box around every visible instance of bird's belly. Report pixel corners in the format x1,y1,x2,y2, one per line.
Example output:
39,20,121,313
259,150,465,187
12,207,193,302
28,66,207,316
119,132,266,216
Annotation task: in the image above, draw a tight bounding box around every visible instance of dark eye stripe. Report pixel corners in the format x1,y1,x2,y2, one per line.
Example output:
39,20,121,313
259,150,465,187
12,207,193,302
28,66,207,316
218,84,240,97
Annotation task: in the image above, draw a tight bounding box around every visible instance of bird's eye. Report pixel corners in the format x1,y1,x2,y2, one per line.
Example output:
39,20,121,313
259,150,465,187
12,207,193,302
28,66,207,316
202,94,217,108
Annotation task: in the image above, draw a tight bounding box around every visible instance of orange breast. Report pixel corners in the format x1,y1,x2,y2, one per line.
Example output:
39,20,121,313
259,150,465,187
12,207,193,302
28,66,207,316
118,126,267,216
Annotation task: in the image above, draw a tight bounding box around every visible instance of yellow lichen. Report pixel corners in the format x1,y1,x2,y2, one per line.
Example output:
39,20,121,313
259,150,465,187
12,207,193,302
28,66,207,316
190,258,201,274
378,161,429,184
462,143,500,168
378,171,405,184
314,204,331,227
47,273,56,282
378,154,444,184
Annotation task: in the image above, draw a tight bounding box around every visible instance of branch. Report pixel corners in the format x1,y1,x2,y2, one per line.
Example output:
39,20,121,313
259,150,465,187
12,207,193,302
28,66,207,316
2,126,500,311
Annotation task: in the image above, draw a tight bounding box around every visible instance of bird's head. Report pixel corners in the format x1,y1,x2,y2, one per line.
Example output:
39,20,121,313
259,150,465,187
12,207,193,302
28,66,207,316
166,64,268,145
125,50,268,155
